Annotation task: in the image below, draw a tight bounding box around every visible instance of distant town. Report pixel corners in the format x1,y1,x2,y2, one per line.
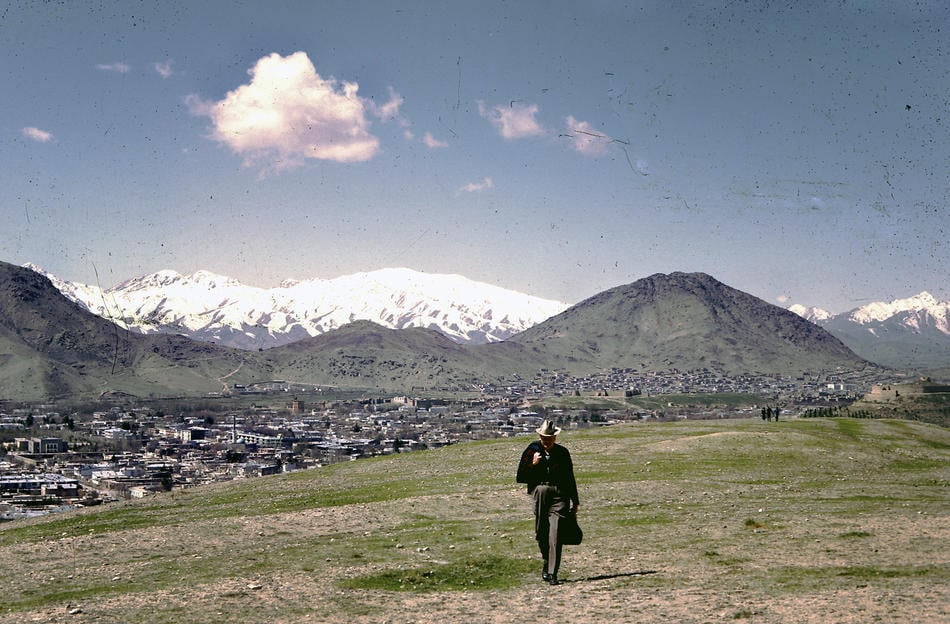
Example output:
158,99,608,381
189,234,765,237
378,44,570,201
0,366,904,521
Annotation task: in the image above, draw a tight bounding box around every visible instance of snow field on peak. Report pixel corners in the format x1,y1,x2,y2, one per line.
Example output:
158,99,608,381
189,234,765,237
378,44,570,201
30,265,569,346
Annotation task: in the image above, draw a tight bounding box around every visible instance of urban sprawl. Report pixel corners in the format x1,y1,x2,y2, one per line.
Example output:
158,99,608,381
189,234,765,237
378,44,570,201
1,366,897,521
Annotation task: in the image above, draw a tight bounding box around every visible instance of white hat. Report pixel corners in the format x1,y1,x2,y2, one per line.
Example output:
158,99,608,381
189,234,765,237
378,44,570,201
536,419,561,437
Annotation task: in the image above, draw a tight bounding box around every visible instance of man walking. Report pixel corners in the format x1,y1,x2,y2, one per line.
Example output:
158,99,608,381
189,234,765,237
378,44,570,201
516,419,579,585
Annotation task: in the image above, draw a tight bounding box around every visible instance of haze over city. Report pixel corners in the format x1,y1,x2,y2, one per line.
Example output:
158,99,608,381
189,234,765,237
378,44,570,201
3,1,947,314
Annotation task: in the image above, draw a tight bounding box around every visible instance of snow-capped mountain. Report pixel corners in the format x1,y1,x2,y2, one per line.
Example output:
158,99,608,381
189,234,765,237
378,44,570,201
847,292,949,330
25,264,569,349
787,304,833,323
25,263,105,311
790,292,950,370
23,262,948,370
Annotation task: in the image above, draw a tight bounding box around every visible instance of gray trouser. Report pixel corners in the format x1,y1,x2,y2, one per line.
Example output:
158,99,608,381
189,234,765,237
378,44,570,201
533,484,569,576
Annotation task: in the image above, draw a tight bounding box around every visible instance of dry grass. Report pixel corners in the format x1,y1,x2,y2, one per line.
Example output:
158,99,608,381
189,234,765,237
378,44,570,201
1,417,947,623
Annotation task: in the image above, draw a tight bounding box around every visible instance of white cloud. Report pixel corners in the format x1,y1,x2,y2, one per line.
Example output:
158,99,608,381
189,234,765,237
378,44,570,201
368,86,408,126
776,294,790,305
21,127,53,143
565,115,612,157
186,51,380,171
154,60,174,78
478,100,546,139
423,132,448,148
458,177,493,193
97,62,131,74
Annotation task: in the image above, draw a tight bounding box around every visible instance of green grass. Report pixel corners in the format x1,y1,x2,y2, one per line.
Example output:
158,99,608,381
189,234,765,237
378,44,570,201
773,564,949,590
0,452,503,547
613,512,673,527
537,392,761,412
835,417,865,437
341,555,536,591
838,530,872,539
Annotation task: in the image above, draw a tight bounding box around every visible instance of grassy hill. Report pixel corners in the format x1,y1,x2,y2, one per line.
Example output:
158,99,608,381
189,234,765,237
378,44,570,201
266,320,541,391
510,272,868,376
2,417,947,623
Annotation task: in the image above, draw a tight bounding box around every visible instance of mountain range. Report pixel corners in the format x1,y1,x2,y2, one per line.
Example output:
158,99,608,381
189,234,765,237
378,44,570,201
26,263,950,371
1,261,878,401
25,264,566,349
0,262,271,401
789,293,950,370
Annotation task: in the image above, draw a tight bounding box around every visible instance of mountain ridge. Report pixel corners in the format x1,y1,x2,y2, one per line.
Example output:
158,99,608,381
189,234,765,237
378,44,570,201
1,261,883,400
28,263,949,371
26,264,567,349
790,292,950,370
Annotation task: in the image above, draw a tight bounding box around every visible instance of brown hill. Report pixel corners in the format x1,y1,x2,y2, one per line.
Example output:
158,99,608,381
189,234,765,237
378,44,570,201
510,272,869,375
267,319,539,391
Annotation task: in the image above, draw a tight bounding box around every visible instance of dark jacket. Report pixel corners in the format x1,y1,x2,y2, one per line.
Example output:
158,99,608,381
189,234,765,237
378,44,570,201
516,440,579,507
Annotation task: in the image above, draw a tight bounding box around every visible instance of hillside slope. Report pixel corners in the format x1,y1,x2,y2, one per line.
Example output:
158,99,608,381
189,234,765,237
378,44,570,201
0,262,270,400
512,272,868,375
266,319,540,391
792,292,950,370
823,311,950,371
1,418,946,623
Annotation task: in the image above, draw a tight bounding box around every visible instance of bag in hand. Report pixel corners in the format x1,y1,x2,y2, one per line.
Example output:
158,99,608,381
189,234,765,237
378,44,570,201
560,512,583,545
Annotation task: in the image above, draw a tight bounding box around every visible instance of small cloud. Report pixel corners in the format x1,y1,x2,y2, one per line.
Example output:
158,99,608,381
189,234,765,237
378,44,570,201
423,132,448,148
185,51,380,172
458,177,493,193
153,60,174,78
776,294,790,305
635,158,650,176
21,127,53,143
368,86,409,127
807,196,826,210
478,100,547,139
564,115,611,157
97,62,131,74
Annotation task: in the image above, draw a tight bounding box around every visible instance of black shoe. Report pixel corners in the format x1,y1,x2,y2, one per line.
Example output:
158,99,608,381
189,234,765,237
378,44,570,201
548,576,560,586
541,572,550,582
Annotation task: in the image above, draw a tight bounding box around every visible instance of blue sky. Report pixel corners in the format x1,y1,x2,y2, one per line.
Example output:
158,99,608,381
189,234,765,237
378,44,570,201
3,1,947,313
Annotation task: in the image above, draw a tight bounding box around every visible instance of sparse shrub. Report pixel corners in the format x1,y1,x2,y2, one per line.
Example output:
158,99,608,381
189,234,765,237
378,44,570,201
839,530,872,539
340,555,534,592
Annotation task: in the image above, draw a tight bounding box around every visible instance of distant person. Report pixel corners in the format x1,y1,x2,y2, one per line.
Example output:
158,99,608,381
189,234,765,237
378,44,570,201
516,419,579,585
